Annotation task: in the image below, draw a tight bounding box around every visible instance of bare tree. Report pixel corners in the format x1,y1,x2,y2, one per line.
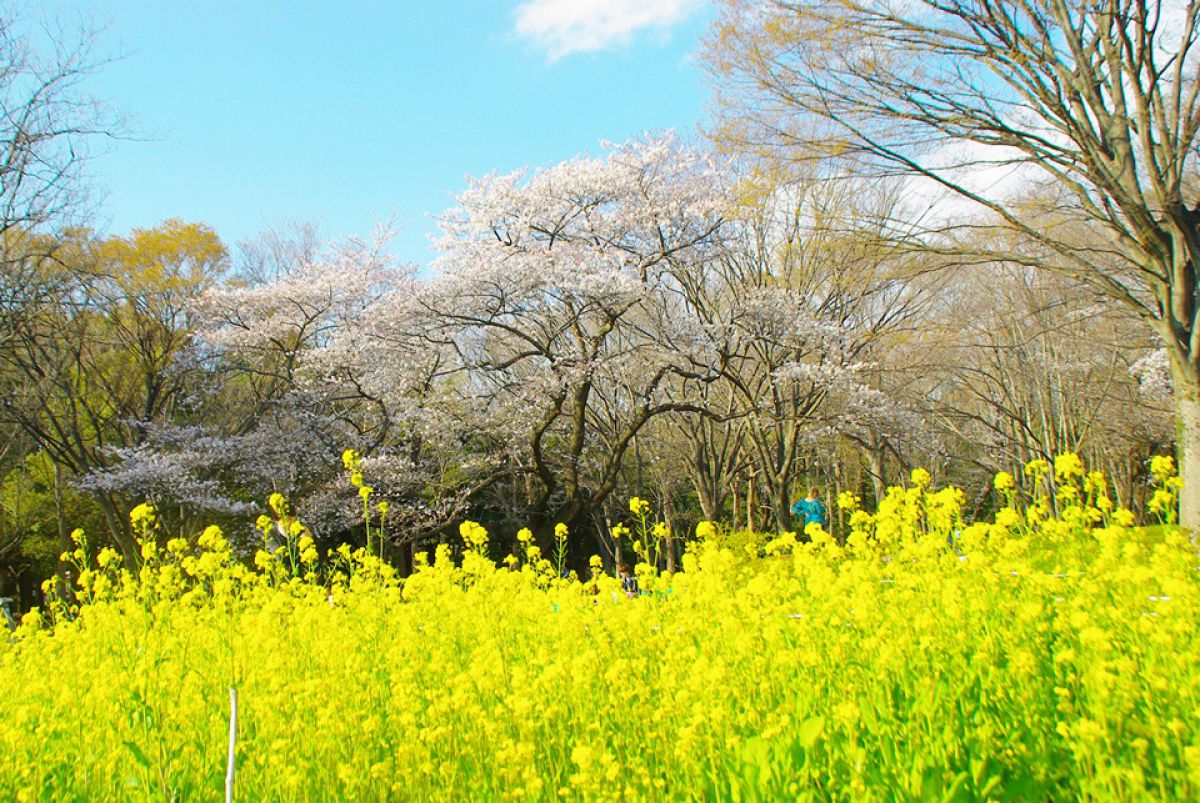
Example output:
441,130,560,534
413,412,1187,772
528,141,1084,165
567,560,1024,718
693,174,933,529
927,264,1170,505
0,7,116,342
235,219,323,286
707,0,1200,525
0,10,113,236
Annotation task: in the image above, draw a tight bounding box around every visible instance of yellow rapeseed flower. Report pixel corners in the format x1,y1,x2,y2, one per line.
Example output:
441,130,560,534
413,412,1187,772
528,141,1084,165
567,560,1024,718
1054,453,1085,482
1149,454,1176,482
7,473,1196,801
459,520,489,549
129,502,156,529
1024,458,1049,478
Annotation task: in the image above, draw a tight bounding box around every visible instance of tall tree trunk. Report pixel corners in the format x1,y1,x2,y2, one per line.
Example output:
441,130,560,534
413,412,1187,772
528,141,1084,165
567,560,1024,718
772,482,791,534
746,474,755,532
52,462,72,599
731,483,739,531
663,488,676,574
866,445,887,508
690,450,725,522
397,541,412,577
1175,389,1200,532
96,493,137,562
1169,354,1200,533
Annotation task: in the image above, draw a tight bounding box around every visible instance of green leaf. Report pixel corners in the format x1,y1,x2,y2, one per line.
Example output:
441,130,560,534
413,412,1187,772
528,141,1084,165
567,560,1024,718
938,771,968,802
123,740,151,769
798,715,825,749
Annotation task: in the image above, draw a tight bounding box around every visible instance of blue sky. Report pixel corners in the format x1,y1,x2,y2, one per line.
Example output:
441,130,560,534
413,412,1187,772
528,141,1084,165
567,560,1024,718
50,1,715,267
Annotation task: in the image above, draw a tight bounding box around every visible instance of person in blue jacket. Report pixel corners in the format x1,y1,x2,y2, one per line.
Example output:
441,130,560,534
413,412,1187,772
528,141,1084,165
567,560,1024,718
791,487,826,539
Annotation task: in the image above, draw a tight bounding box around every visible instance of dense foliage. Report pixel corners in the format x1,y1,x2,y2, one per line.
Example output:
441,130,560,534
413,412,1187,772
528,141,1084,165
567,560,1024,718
3,455,1196,800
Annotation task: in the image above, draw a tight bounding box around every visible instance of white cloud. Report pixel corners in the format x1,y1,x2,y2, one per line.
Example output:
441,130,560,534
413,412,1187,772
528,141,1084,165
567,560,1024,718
512,0,705,61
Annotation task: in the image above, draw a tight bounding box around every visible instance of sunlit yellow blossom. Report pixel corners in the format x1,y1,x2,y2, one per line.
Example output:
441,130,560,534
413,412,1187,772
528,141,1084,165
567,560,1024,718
93,547,120,569
1083,471,1107,495
299,534,319,566
629,497,651,517
7,470,1196,801
1053,453,1085,481
19,608,42,630
516,527,533,543
994,507,1022,530
198,525,226,550
1024,458,1049,478
129,502,156,530
1150,454,1176,482
910,467,931,487
1148,488,1176,518
459,520,489,549
993,471,1015,492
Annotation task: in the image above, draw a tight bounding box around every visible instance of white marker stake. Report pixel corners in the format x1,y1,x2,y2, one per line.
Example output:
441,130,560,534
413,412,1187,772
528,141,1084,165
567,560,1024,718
226,687,237,802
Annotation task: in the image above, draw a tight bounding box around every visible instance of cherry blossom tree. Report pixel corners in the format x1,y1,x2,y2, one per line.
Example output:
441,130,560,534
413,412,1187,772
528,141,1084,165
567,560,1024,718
186,137,934,553
405,135,730,542
678,174,935,529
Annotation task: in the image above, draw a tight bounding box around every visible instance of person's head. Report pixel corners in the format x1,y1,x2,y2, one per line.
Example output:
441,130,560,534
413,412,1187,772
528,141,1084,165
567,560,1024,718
807,487,819,499
618,562,632,576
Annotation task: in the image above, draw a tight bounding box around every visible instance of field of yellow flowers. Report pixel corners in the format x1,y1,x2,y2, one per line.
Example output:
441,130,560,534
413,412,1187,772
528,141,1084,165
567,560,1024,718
3,455,1199,800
